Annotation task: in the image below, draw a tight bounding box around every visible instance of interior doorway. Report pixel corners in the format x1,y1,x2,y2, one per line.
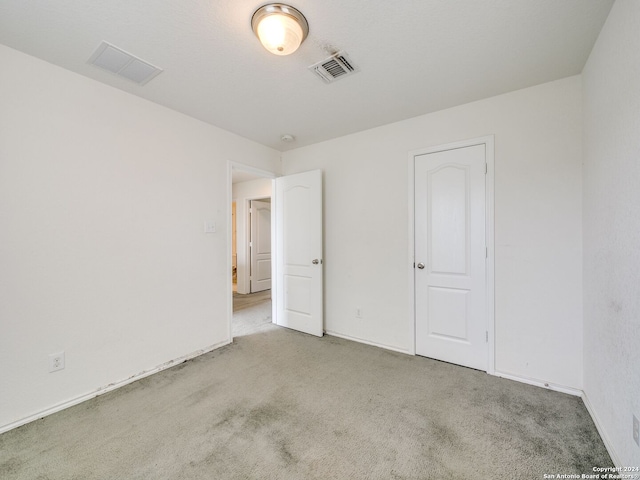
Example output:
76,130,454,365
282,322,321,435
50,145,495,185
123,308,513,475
228,163,325,342
230,163,275,339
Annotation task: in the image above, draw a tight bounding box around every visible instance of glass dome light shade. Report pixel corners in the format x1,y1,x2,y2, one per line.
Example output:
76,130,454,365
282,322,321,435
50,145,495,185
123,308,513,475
252,4,309,56
257,14,303,55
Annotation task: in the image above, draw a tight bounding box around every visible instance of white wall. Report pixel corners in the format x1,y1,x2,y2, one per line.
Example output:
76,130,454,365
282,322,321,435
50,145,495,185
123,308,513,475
232,178,272,294
0,45,280,432
282,76,583,390
582,0,640,467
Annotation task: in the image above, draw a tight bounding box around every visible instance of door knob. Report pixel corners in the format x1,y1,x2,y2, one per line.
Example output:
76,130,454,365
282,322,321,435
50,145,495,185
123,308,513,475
417,262,425,269
312,259,321,265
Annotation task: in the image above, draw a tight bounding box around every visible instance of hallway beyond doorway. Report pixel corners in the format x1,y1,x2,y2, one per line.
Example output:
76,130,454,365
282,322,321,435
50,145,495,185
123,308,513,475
232,290,272,337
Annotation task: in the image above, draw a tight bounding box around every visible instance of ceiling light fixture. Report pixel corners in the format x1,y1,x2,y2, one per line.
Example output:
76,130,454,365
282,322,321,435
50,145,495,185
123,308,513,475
251,4,309,56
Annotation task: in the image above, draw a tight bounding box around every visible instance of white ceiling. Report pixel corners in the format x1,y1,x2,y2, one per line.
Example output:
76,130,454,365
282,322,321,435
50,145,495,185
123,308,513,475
0,0,613,151
232,168,266,185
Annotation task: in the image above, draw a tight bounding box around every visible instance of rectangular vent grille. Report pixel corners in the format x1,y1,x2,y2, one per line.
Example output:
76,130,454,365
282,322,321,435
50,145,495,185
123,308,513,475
88,42,163,85
309,51,358,83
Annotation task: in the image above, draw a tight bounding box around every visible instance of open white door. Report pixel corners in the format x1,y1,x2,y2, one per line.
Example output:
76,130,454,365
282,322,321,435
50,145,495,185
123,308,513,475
274,170,323,337
250,199,271,292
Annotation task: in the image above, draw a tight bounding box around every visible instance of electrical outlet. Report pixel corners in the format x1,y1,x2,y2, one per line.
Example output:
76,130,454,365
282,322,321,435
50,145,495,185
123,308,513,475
633,414,639,447
49,351,65,373
204,221,216,234
355,307,362,319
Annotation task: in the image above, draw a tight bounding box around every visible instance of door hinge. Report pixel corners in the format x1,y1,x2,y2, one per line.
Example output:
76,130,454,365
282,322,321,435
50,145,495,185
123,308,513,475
484,163,488,174
485,247,488,258
486,331,489,343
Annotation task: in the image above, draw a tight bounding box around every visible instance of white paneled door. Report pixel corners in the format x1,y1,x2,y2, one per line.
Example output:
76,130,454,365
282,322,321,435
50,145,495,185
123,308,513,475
250,199,271,293
274,170,323,337
414,144,488,370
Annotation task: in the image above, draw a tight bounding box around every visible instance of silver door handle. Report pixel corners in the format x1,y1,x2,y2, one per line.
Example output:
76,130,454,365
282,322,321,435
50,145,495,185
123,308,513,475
312,259,321,265
417,263,425,269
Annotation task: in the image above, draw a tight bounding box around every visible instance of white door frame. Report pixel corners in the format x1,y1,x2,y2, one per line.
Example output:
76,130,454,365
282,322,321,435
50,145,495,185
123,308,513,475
227,161,276,343
407,136,495,374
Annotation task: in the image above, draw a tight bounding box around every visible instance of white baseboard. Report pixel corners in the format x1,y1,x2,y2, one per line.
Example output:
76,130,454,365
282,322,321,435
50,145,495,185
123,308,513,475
0,339,231,435
582,392,622,467
324,330,410,355
492,370,583,397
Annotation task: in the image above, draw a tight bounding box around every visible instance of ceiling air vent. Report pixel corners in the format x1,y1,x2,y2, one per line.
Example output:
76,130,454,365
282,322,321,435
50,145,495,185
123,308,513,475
309,51,358,84
88,41,163,85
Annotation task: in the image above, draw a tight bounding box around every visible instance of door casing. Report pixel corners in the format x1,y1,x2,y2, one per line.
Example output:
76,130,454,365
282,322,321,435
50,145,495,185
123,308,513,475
407,136,495,374
227,162,324,342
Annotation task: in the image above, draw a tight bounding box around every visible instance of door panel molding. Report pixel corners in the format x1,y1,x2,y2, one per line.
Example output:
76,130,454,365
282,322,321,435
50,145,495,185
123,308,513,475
408,136,495,374
250,199,272,292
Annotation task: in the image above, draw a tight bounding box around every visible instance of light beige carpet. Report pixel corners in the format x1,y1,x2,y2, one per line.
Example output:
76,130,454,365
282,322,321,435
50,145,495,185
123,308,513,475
233,290,271,312
0,317,611,479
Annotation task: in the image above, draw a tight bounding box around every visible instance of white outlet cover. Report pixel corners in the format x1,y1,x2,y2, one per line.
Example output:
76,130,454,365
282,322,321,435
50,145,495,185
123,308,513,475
204,221,216,234
49,351,65,372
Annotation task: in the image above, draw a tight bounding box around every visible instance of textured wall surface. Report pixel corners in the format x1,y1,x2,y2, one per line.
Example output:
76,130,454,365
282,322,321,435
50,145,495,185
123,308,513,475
0,44,280,431
582,0,640,467
283,76,584,390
